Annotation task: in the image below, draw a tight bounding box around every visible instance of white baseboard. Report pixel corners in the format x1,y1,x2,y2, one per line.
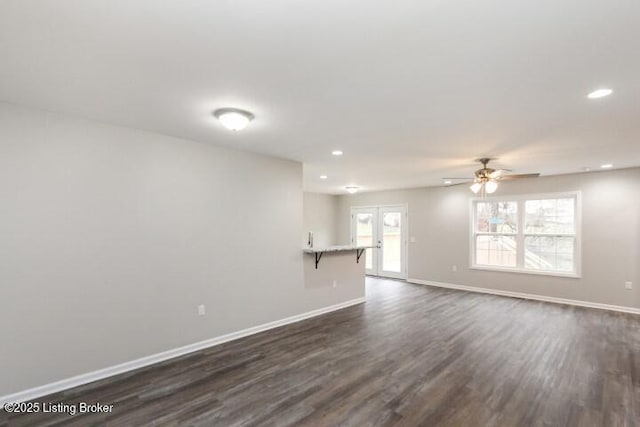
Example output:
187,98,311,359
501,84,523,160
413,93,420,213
407,278,640,315
0,297,366,406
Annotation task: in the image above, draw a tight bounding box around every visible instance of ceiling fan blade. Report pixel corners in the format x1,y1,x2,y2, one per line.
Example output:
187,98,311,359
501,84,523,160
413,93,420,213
489,169,512,178
497,173,540,180
446,181,473,186
442,177,473,180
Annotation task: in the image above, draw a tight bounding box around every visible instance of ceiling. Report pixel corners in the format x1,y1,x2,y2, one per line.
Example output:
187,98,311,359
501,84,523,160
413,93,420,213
1,0,639,194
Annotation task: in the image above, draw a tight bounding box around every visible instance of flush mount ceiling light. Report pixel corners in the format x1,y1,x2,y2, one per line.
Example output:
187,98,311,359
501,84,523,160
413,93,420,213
345,186,359,194
320,175,328,180
587,88,613,99
331,150,343,156
213,108,254,131
600,164,613,169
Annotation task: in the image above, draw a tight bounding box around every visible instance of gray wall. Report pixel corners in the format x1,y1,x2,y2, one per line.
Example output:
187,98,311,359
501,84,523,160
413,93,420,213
303,192,339,248
301,192,365,319
303,251,365,300
0,102,358,396
337,169,640,309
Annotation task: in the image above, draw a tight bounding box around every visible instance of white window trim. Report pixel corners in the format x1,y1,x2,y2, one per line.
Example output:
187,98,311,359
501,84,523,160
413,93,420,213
469,191,582,279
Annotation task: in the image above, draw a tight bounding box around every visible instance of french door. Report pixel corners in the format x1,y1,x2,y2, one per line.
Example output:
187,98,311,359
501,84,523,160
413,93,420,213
351,205,407,279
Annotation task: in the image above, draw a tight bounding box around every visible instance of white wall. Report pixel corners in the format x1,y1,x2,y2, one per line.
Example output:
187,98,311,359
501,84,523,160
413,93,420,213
0,102,359,397
303,192,339,248
337,169,640,309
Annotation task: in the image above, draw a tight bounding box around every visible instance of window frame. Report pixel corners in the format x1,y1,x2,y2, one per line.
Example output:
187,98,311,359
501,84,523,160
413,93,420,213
469,191,581,278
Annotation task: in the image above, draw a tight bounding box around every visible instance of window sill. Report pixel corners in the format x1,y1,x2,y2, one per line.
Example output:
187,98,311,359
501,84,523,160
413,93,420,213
470,265,581,279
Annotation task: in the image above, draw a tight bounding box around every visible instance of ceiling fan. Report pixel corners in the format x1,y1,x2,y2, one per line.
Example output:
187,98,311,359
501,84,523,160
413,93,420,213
444,158,540,194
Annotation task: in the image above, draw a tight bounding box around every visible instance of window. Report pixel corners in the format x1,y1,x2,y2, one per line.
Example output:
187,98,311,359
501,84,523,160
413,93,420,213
474,201,518,268
471,193,580,277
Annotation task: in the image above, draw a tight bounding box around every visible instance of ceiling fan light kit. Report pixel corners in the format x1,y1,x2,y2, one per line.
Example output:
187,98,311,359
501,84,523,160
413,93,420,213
477,179,498,193
484,179,498,194
470,178,498,195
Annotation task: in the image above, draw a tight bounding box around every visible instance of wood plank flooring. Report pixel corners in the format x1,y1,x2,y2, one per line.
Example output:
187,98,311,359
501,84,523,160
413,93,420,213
2,278,639,426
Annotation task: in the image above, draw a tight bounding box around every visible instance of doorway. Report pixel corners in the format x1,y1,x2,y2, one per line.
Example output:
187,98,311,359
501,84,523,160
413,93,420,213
350,205,407,279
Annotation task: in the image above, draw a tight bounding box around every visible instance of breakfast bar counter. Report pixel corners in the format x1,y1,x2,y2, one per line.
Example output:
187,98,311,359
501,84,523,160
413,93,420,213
303,245,378,269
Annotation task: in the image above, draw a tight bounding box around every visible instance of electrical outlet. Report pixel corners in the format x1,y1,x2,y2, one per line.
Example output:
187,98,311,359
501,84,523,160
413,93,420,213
452,265,457,272
332,280,337,288
198,304,206,315
410,236,416,243
625,281,633,290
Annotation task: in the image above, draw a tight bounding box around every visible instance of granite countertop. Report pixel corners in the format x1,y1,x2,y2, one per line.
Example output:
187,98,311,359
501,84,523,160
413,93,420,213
303,245,378,254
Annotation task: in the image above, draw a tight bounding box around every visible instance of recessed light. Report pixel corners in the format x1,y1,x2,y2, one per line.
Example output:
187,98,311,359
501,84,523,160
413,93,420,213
587,88,613,99
320,175,328,180
600,164,613,169
213,108,254,131
444,180,452,185
345,186,359,194
331,150,343,156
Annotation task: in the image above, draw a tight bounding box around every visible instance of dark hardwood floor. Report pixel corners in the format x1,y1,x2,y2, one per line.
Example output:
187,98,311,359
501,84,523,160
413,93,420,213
2,278,639,426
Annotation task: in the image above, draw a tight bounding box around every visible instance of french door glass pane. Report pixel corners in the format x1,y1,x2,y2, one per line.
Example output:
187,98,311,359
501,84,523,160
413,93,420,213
382,212,401,272
355,213,373,269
